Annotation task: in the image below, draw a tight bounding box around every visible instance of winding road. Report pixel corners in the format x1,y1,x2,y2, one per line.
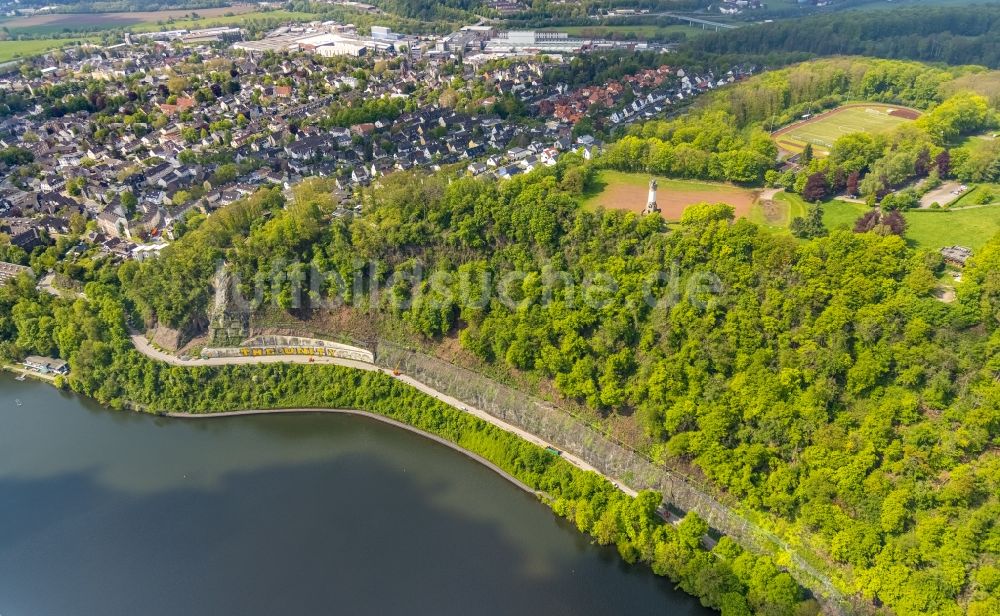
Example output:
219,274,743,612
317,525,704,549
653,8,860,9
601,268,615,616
130,333,638,498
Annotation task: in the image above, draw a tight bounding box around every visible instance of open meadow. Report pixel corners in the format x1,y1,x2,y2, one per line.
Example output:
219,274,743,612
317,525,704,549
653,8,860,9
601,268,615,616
583,170,759,220
772,103,920,156
821,198,1000,251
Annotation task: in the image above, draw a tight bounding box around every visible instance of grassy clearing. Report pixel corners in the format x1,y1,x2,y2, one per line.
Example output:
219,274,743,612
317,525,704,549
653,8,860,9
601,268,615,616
772,104,919,156
0,38,94,62
904,206,1000,250
822,199,869,232
747,191,807,233
583,170,758,219
953,133,997,149
804,198,1000,251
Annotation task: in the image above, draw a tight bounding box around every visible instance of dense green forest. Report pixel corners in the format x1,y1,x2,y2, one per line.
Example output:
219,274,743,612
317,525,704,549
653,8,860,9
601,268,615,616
686,6,1000,69
4,57,1000,615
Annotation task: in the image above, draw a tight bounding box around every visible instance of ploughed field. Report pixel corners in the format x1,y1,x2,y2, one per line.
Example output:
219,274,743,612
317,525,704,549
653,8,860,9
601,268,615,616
0,5,259,34
772,103,921,156
583,171,759,220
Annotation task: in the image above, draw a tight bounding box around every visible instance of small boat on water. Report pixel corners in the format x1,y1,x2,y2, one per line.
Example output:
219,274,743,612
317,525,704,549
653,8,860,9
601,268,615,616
15,374,26,381
15,399,22,406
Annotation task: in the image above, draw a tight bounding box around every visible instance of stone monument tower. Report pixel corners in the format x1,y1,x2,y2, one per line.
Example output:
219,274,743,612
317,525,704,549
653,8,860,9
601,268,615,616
643,178,660,215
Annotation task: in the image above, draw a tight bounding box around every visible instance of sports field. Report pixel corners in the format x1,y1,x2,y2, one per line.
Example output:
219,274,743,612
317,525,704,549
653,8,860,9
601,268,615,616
772,104,920,156
583,171,758,220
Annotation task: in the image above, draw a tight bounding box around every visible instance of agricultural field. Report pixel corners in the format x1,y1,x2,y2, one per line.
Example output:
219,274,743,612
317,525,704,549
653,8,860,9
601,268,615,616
0,5,308,36
583,170,759,220
772,103,921,156
129,10,316,34
0,38,93,63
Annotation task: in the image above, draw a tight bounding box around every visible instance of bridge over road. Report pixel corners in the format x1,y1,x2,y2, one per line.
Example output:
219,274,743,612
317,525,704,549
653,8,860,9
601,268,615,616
653,12,739,31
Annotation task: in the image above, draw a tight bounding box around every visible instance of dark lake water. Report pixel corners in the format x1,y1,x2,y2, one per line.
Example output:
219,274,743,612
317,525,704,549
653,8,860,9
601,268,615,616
0,374,711,616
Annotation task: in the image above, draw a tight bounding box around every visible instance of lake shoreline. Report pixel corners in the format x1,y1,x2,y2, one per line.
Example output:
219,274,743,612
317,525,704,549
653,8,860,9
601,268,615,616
165,407,542,498
2,372,713,615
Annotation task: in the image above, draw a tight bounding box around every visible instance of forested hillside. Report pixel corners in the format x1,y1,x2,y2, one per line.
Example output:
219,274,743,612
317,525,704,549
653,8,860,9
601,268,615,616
71,166,1000,616
3,57,1000,615
685,6,1000,68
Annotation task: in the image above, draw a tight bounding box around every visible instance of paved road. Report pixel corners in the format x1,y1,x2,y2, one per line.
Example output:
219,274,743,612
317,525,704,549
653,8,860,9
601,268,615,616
37,272,85,300
129,333,638,497
131,334,376,371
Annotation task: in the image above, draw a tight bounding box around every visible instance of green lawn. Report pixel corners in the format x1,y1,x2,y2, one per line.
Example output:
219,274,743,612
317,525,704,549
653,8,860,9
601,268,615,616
822,199,869,232
904,206,1000,251
950,183,1000,208
953,133,998,149
747,191,865,235
814,198,1000,251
